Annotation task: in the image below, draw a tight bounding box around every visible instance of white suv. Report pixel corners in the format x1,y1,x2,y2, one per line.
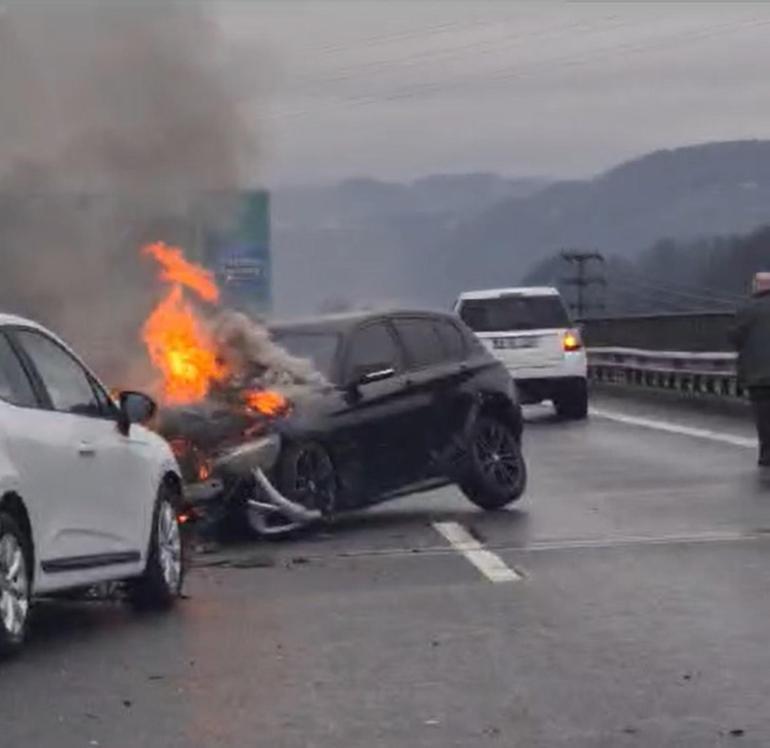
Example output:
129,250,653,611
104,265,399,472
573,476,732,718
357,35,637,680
0,314,185,654
455,287,588,419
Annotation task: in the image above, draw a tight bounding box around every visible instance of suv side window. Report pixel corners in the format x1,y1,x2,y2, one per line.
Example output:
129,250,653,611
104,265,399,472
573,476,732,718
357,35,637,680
13,330,103,418
345,322,402,381
393,318,446,370
434,319,467,361
0,332,38,408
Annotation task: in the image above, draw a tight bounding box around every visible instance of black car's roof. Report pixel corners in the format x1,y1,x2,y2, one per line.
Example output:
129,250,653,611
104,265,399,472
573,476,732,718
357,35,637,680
269,309,462,336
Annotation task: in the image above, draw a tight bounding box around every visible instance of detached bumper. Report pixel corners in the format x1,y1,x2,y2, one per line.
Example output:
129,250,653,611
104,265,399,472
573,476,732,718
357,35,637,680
247,468,322,536
183,434,321,536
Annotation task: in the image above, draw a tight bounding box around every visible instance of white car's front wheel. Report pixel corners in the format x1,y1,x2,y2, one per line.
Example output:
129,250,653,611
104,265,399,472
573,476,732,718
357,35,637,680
0,512,32,656
128,485,185,611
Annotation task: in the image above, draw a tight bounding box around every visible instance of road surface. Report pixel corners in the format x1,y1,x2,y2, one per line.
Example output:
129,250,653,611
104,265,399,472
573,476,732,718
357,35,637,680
3,389,770,747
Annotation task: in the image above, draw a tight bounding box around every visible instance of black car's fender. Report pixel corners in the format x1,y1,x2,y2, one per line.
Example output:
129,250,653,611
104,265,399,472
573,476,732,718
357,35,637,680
475,391,523,442
270,403,363,510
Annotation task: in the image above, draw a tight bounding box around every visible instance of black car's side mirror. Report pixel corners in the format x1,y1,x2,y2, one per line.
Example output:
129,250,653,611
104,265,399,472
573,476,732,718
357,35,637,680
117,391,158,434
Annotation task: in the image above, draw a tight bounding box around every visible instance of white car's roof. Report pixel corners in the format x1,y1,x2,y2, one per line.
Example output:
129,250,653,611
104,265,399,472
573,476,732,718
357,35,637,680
0,313,47,330
457,286,560,301
0,314,85,366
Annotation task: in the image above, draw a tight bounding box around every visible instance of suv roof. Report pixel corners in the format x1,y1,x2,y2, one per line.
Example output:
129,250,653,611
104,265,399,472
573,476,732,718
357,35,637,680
270,309,463,335
457,287,560,301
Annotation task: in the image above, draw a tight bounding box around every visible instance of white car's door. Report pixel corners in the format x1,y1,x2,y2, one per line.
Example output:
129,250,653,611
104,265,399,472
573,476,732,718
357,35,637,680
0,330,89,568
11,329,143,567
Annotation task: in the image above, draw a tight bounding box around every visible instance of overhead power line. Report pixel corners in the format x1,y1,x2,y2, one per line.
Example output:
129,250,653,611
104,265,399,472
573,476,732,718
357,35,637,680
271,16,770,120
609,277,737,312
613,274,739,307
628,269,746,304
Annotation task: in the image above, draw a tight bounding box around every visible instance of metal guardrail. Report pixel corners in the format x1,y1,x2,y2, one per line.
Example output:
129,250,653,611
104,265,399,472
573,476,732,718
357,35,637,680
587,346,744,398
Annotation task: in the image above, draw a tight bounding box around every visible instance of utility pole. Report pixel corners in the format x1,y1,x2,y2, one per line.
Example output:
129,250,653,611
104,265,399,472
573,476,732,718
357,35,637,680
560,250,606,319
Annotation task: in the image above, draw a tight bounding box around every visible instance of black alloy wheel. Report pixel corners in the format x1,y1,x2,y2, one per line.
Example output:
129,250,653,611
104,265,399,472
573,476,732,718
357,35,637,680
461,416,527,510
280,442,337,515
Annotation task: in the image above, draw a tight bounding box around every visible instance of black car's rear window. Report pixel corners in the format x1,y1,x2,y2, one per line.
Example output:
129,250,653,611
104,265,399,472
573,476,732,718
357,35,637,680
434,319,467,360
459,295,570,332
392,318,445,370
270,331,340,381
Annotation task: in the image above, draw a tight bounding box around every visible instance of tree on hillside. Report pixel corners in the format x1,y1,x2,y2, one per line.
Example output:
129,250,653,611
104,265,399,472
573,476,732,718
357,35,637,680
523,224,770,317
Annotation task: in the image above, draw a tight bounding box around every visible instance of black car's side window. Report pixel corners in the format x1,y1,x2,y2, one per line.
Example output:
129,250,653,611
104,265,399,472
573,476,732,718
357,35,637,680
0,332,39,408
435,319,467,361
13,330,104,418
393,318,446,370
345,322,402,381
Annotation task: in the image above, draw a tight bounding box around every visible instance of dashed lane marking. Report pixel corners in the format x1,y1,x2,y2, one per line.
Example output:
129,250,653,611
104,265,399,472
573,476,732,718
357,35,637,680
432,521,522,583
590,408,756,449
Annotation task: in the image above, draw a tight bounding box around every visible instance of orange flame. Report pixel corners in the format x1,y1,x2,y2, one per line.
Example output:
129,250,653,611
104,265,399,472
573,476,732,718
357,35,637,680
143,241,220,304
243,389,290,417
142,242,225,404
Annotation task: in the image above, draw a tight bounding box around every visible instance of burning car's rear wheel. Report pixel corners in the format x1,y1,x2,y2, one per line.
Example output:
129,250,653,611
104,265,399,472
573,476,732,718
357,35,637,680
460,416,527,510
279,442,337,515
128,484,185,611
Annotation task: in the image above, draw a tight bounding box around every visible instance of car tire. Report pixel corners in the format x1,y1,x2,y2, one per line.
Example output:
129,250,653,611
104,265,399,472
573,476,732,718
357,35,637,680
0,512,32,657
128,484,185,611
278,441,338,516
460,415,527,510
554,378,589,420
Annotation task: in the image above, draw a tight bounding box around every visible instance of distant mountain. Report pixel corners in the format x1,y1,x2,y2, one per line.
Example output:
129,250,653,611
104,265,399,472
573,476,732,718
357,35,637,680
439,140,770,300
272,141,770,315
272,174,548,314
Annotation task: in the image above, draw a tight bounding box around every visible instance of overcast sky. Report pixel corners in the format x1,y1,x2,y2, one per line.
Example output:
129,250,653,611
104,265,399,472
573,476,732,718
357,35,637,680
214,2,770,185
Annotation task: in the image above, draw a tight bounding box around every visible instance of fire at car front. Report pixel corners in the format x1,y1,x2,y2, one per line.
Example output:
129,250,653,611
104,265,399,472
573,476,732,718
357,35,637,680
137,241,327,536
159,391,322,536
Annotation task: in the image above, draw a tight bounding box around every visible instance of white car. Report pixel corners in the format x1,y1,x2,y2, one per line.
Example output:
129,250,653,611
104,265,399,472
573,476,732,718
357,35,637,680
0,314,185,654
455,287,589,419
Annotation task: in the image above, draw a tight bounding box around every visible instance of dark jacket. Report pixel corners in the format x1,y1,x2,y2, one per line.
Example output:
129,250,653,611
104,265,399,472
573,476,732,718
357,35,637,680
731,291,770,387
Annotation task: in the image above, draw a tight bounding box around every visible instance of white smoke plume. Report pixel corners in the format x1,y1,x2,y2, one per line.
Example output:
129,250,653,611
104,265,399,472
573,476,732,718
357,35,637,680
212,310,327,393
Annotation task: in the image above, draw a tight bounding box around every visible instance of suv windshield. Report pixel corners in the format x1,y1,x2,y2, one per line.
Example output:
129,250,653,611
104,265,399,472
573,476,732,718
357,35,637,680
459,295,570,332
270,330,340,381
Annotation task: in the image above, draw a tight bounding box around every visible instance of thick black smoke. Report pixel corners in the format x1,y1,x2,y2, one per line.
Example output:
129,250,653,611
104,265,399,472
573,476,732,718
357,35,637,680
0,3,258,383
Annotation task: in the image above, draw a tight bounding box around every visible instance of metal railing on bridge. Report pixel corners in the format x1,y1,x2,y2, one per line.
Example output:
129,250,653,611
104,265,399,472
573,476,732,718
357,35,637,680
580,312,743,398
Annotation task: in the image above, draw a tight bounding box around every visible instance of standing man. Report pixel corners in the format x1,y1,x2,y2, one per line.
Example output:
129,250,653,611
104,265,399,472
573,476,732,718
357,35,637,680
732,272,770,466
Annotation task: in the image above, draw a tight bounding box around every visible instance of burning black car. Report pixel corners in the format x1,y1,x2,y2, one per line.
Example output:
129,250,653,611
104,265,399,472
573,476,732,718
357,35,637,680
160,309,527,537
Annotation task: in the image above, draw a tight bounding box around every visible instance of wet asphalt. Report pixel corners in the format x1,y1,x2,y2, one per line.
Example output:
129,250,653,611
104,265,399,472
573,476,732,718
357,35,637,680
3,388,770,747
